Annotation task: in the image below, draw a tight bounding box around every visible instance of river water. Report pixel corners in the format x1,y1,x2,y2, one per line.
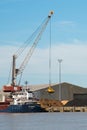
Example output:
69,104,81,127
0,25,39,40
0,112,87,130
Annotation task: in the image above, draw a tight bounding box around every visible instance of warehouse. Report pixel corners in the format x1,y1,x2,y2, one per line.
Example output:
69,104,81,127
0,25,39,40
29,82,87,101
0,82,87,103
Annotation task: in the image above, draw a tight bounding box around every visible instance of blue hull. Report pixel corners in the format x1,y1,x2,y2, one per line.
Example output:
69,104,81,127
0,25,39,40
0,103,46,113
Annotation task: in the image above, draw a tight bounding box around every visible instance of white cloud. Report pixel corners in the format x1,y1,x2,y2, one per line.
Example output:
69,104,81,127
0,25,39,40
54,20,76,28
59,21,75,26
0,41,87,86
0,41,87,73
52,42,87,74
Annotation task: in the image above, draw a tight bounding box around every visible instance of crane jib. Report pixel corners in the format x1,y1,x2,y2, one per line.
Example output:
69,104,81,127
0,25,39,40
12,11,54,86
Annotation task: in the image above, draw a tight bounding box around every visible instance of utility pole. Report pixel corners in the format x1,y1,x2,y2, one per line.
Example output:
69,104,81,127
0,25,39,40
58,59,62,101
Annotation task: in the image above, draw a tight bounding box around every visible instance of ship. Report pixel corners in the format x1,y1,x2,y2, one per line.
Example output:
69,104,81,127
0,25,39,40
0,11,54,113
0,88,46,113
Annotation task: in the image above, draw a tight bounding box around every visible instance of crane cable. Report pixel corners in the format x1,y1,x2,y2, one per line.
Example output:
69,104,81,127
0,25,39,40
49,19,52,88
12,17,48,85
12,26,42,85
13,16,51,84
14,17,48,58
7,60,12,84
15,28,39,58
17,16,51,75
47,15,55,93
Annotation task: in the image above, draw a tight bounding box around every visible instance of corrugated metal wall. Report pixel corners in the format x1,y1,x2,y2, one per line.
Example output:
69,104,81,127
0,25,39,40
34,82,87,101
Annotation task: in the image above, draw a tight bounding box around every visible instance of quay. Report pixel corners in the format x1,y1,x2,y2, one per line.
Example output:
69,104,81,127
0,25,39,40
46,106,87,112
1,82,87,113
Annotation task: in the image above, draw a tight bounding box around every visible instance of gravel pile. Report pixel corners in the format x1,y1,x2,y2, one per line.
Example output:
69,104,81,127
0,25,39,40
65,99,87,106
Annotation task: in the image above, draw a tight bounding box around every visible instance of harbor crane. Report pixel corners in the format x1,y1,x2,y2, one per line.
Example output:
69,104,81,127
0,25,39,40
3,11,54,93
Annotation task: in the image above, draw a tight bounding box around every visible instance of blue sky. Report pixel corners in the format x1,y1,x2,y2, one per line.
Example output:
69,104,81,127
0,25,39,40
0,0,87,88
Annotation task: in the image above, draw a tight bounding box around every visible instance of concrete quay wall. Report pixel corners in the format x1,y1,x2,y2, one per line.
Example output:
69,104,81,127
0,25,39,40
46,106,87,112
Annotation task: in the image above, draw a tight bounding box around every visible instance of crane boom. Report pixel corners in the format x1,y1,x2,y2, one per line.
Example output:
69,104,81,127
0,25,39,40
18,11,53,74
12,11,54,86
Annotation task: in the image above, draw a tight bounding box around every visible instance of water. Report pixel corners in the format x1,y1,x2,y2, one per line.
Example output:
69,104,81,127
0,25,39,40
0,112,87,130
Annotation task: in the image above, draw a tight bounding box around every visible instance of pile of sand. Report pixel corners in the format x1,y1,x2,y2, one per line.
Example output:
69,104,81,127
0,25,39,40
39,98,63,108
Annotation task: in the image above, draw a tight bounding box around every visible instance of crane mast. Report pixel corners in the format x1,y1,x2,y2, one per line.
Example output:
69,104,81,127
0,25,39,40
12,11,54,87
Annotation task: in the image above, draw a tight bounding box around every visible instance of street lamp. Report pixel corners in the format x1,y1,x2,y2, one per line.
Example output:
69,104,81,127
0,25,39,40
58,59,62,101
25,81,28,89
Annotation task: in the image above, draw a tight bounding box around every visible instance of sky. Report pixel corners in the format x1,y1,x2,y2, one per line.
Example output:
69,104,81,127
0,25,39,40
0,0,87,88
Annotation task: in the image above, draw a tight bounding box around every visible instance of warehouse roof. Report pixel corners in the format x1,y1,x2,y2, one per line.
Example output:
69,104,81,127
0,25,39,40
27,83,56,91
26,82,87,91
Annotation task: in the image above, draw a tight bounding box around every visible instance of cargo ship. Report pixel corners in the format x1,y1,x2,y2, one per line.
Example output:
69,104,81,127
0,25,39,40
0,88,46,113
